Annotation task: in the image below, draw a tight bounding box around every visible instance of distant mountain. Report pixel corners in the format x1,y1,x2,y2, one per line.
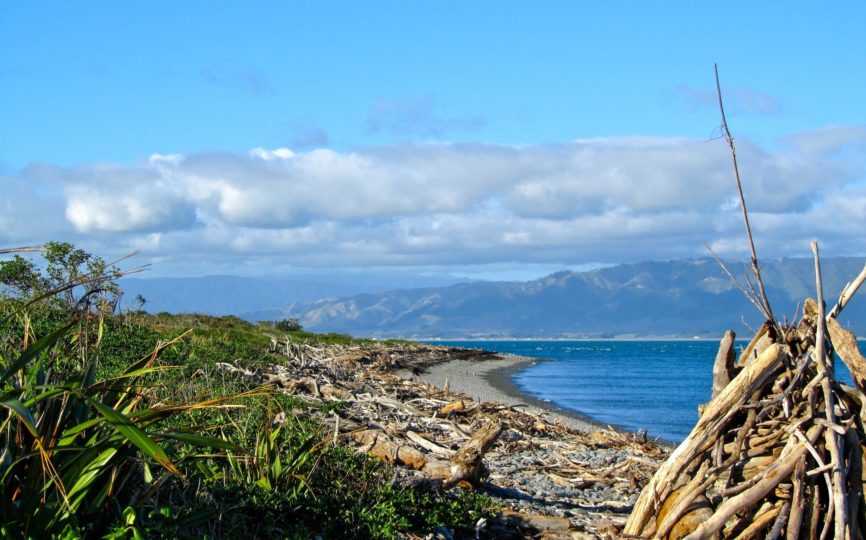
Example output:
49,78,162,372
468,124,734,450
118,274,468,316
279,258,866,339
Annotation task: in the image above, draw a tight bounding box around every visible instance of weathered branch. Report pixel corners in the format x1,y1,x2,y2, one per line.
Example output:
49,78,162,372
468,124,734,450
812,241,849,539
714,63,774,322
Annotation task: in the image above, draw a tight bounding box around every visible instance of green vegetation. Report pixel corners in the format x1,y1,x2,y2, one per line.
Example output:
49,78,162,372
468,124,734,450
0,244,491,538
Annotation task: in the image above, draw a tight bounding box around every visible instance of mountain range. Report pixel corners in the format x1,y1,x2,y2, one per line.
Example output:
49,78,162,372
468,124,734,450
268,257,866,339
122,257,866,339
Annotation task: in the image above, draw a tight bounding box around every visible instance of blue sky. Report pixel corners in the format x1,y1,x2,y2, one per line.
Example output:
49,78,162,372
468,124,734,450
1,2,865,278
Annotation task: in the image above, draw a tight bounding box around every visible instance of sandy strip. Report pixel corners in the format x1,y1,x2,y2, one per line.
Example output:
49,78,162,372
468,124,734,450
403,354,609,434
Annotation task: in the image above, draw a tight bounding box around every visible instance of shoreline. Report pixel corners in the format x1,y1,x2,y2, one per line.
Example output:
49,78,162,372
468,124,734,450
407,352,678,448
405,353,618,435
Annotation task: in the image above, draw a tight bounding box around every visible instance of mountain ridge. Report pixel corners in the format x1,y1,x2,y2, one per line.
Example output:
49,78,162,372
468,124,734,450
268,257,866,339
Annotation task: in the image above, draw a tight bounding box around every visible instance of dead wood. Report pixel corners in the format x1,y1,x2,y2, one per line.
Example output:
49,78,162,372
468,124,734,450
443,419,504,489
625,343,786,536
626,255,866,539
712,330,737,399
828,317,866,392
628,65,866,540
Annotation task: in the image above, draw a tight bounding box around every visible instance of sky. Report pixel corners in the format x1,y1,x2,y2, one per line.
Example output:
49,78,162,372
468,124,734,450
1,2,865,280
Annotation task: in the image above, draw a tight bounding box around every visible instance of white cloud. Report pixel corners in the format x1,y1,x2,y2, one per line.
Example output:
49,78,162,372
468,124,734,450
2,127,865,275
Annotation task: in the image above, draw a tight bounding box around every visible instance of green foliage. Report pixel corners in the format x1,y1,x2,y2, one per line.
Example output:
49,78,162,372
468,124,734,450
287,446,492,539
0,255,45,297
0,322,236,536
276,317,303,332
0,243,495,538
0,241,122,314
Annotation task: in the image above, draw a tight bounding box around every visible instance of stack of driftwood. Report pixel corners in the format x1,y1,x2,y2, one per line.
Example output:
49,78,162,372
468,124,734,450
624,256,866,539
215,339,667,537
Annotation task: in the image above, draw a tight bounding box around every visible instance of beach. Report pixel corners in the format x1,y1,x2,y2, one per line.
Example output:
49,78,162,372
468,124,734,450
404,354,608,434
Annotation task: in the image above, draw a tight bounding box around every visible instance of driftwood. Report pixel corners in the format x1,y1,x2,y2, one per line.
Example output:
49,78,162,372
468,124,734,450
625,254,866,539
828,317,866,392
351,420,503,489
443,419,504,488
625,68,866,540
215,337,666,537
712,330,737,399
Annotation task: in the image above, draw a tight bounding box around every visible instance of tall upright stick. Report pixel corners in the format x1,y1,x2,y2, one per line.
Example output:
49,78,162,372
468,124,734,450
811,240,848,539
714,64,775,322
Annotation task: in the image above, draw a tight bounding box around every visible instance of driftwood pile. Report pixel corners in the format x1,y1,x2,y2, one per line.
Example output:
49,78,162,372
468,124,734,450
215,338,667,537
625,259,866,539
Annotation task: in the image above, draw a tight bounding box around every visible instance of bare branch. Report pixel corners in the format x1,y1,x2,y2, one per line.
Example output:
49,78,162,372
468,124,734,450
811,240,849,538
715,64,775,322
707,244,770,319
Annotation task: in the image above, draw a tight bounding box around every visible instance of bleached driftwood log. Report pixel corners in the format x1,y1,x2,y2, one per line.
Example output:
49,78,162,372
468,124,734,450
626,256,866,539
443,419,503,488
353,419,503,490
712,330,737,399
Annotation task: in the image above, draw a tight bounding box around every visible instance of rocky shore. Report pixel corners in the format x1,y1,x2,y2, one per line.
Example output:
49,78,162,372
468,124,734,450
218,339,669,538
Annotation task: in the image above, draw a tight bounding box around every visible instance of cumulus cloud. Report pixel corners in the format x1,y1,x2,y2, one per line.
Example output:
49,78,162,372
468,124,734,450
1,127,865,275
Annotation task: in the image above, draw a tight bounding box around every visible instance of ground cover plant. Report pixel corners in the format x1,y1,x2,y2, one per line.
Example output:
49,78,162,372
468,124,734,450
0,244,492,538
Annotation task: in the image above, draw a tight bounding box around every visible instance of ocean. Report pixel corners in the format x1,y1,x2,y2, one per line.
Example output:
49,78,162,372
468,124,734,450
435,340,862,443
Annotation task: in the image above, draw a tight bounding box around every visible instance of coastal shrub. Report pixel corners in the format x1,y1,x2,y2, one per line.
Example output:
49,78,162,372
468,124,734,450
0,241,122,314
0,316,239,536
276,317,303,332
0,244,496,538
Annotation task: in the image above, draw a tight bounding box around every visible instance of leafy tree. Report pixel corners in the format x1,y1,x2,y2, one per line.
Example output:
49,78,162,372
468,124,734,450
276,317,303,332
0,241,122,313
0,254,47,297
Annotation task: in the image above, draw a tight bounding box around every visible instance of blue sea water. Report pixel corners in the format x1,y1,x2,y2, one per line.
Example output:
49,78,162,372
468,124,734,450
434,340,863,443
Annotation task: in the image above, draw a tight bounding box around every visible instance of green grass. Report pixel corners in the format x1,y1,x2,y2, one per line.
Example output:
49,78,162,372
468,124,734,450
0,299,492,539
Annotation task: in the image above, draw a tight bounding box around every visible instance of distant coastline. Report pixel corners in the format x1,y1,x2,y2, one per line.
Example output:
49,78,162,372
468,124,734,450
406,352,677,448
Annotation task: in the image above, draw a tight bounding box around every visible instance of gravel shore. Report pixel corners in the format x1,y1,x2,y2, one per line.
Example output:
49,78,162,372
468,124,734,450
395,351,668,536
405,353,609,434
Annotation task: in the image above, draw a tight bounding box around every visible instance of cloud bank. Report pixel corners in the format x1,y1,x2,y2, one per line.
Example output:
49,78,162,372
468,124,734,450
2,127,865,275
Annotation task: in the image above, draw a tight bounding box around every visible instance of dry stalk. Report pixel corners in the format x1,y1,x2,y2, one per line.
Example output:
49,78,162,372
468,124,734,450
811,240,849,539
714,63,774,322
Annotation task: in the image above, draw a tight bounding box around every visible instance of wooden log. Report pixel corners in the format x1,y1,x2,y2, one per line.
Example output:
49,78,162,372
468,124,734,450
812,241,849,540
406,430,452,458
807,482,822,538
767,500,791,540
352,429,453,479
624,344,787,537
682,424,822,540
656,488,715,540
845,429,863,540
442,419,503,489
828,317,866,392
732,501,782,540
712,330,737,399
440,400,467,415
737,322,775,368
654,461,717,539
786,455,806,540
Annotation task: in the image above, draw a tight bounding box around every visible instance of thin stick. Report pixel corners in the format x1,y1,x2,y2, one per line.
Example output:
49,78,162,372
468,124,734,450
707,244,769,318
811,240,849,539
714,63,775,323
